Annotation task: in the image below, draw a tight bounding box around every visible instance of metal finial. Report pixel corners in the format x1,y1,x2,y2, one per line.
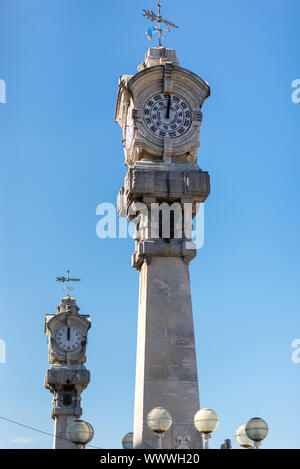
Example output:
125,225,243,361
56,269,81,297
142,1,179,46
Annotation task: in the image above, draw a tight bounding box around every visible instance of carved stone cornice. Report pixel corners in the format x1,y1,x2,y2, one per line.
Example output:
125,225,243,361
132,239,197,270
45,365,90,419
117,165,210,226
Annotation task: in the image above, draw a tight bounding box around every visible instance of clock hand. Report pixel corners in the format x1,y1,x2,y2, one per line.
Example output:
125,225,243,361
67,327,70,341
166,95,171,119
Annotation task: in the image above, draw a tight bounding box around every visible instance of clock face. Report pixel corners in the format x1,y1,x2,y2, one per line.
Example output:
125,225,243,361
144,94,192,139
55,326,82,352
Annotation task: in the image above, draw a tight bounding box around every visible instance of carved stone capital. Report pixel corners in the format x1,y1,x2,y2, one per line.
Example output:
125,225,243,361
117,165,209,270
132,239,197,270
44,366,90,389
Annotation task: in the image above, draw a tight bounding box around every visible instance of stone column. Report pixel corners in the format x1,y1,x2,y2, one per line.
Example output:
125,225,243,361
53,415,76,450
118,165,210,449
134,256,201,449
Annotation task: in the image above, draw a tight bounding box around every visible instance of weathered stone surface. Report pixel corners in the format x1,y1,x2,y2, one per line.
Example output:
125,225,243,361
118,167,210,206
138,47,180,71
45,365,90,388
132,239,197,272
133,257,202,449
143,296,195,339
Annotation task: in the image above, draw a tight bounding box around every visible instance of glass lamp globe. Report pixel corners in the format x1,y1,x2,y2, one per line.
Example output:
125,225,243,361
122,432,133,449
194,408,219,434
147,407,172,434
235,424,254,448
66,419,94,445
245,418,268,442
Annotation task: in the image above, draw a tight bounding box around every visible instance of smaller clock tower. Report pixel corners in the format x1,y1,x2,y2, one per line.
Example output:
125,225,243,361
44,274,91,449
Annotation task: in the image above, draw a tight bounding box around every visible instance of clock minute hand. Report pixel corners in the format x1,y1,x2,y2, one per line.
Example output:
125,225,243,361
67,327,70,341
166,95,171,119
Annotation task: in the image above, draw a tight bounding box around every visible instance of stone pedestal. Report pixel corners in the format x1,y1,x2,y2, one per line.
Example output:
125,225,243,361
133,256,201,449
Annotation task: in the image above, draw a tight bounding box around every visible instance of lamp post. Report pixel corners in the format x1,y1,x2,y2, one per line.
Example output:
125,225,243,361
245,418,269,449
146,407,172,449
66,419,94,449
122,432,134,449
235,424,255,449
194,408,219,449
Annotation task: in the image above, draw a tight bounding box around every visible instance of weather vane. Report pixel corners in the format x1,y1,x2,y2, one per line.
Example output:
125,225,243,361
142,1,179,47
56,269,81,297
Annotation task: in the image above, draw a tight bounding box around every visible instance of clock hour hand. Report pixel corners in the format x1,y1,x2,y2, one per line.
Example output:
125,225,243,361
67,327,70,341
166,95,171,119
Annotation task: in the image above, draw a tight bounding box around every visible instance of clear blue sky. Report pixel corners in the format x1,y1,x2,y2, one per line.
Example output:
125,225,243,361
0,0,299,449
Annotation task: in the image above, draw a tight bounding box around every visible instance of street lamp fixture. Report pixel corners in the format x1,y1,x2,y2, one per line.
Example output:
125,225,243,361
122,432,133,449
245,417,269,449
194,408,219,449
66,419,94,449
124,411,268,449
146,407,172,449
235,424,255,449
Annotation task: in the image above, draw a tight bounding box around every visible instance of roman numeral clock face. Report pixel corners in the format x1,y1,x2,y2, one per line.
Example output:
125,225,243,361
55,326,82,352
144,94,192,139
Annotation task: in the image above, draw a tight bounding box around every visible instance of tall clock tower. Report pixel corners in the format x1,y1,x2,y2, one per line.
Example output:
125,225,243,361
44,287,91,449
116,43,210,448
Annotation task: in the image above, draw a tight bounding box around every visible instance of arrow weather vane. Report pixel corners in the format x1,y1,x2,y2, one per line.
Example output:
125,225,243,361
143,1,179,47
56,269,81,297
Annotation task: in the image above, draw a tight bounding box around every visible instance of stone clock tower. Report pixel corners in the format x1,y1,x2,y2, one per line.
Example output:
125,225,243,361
44,291,91,449
116,45,210,449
